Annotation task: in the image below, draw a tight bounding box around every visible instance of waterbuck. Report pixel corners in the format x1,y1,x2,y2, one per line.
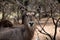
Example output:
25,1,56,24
0,11,37,40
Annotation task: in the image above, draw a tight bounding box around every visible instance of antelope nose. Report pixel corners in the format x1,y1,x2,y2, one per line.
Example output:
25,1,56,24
29,22,34,27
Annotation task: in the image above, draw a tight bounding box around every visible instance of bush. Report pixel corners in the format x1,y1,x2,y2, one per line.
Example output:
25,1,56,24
0,20,13,27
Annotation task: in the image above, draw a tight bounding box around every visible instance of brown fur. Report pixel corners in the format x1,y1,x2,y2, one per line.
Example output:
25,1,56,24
0,25,35,40
0,12,36,40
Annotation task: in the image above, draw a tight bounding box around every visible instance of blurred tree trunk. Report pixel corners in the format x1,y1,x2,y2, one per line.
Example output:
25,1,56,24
21,10,26,24
16,6,20,24
2,10,6,21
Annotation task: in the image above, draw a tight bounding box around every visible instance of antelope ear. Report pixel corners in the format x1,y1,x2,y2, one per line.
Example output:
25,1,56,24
31,12,35,15
26,12,30,15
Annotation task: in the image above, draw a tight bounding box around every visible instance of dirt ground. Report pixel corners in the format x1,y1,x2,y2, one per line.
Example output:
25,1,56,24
32,18,60,40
